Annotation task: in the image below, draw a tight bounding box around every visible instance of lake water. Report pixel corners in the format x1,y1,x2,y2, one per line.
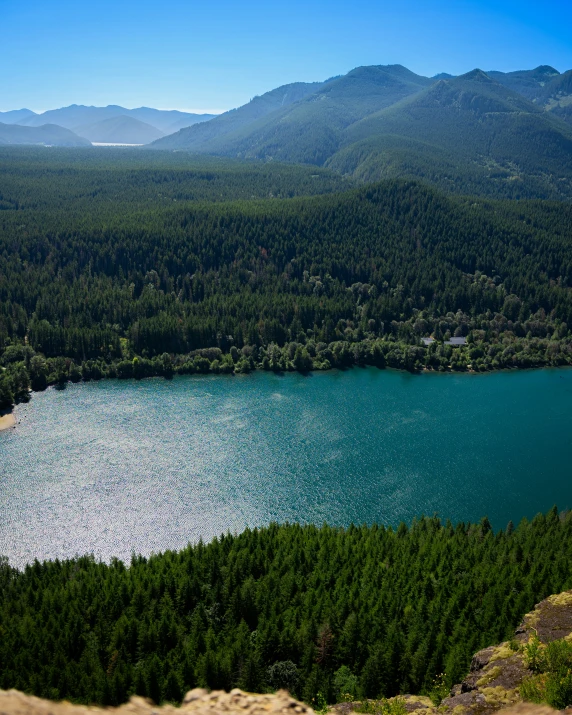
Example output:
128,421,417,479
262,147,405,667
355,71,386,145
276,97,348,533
1,368,571,567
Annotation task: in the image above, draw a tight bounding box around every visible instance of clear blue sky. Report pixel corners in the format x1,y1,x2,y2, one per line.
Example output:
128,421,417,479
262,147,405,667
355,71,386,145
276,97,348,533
2,0,572,113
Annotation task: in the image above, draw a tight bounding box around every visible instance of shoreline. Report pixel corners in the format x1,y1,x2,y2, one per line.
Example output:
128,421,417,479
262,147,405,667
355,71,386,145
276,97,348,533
22,362,572,393
5,362,572,412
0,412,15,431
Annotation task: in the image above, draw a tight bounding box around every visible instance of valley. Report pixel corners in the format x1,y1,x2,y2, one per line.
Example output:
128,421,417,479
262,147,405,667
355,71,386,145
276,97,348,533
2,26,572,713
3,63,572,200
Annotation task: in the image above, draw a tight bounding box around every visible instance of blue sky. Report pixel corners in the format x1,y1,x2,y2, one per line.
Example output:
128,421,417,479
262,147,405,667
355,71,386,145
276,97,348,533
2,0,572,113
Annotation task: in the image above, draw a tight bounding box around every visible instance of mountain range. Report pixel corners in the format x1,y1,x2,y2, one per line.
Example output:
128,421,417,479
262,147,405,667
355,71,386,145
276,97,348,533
150,63,572,199
0,105,214,145
3,64,572,198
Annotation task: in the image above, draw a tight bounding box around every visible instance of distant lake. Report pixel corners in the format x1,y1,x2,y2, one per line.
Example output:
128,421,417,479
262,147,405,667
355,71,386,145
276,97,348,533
90,142,144,147
1,368,572,568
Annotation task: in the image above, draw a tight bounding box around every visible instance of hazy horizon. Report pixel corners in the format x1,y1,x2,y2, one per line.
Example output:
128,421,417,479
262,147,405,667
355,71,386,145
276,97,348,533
0,106,227,115
2,0,571,113
3,60,572,117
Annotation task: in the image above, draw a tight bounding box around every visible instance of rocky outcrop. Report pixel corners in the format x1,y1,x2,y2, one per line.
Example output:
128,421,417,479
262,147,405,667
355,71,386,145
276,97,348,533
398,590,572,715
0,689,314,715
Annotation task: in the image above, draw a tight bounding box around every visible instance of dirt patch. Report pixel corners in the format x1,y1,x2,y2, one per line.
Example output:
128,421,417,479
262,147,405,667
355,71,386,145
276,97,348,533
0,412,15,431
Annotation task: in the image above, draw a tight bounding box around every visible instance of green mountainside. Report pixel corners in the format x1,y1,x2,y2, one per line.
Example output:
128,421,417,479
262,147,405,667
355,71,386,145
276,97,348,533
152,81,327,151
150,65,572,200
488,65,561,100
328,70,572,199
3,63,572,715
541,70,572,125
153,66,431,165
486,66,572,125
1,150,572,405
1,511,571,706
4,64,572,192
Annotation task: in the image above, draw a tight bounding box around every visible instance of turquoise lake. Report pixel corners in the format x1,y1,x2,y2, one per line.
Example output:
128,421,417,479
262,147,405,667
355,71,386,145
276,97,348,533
1,367,571,567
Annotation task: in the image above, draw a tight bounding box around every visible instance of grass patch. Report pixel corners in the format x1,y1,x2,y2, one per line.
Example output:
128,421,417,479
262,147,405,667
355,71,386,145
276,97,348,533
355,697,408,715
477,666,503,687
481,686,519,707
490,644,516,663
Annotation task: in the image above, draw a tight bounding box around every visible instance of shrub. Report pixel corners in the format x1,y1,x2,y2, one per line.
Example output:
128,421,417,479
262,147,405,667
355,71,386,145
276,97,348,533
521,639,572,709
333,666,359,701
267,661,300,693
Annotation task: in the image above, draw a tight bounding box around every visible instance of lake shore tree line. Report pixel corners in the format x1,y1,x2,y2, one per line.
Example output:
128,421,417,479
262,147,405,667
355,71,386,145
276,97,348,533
1,510,571,707
2,152,572,409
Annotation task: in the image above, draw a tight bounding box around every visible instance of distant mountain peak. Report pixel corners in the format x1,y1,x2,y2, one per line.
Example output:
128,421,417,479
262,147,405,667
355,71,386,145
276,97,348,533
534,65,560,76
457,69,493,83
419,68,540,116
0,108,37,125
345,64,430,84
75,114,165,144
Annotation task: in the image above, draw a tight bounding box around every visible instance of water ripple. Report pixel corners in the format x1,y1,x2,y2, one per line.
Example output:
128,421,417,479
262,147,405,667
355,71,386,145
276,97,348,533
1,368,572,567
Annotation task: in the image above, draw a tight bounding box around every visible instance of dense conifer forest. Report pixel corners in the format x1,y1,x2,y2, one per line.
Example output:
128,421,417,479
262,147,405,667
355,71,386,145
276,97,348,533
1,511,571,706
0,149,572,407
1,147,572,409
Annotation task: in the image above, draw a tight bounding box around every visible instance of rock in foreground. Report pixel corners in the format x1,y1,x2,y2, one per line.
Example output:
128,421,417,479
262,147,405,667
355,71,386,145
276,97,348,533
0,689,313,715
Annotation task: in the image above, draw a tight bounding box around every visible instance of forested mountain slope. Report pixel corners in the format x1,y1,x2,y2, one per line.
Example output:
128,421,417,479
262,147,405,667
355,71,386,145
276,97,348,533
327,70,572,199
1,150,572,405
488,65,561,100
153,66,431,165
487,66,572,125
4,64,572,193
150,65,572,200
1,511,571,706
152,80,328,152
540,70,572,125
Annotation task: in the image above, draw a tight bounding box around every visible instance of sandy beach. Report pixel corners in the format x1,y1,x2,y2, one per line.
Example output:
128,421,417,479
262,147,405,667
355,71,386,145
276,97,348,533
0,412,15,431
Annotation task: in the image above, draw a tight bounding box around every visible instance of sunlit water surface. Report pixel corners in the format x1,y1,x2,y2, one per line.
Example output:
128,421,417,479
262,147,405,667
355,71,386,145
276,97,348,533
1,368,572,567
